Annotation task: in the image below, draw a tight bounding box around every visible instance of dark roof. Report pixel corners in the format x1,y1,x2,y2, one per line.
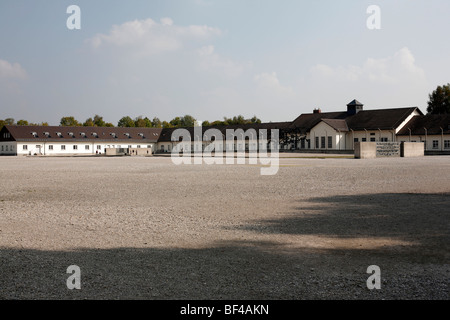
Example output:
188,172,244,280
158,122,291,142
1,125,162,143
347,99,363,106
397,114,450,135
321,119,349,132
346,107,422,131
289,107,422,132
289,112,349,133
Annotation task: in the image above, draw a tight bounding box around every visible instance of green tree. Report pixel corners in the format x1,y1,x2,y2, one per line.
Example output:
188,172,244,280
180,115,196,127
162,121,172,128
4,118,15,125
117,116,135,127
60,116,80,126
134,116,152,127
250,115,261,124
202,120,211,126
17,119,29,126
93,115,106,127
152,117,162,128
427,83,450,114
211,120,225,126
170,117,182,127
83,118,95,127
105,122,114,127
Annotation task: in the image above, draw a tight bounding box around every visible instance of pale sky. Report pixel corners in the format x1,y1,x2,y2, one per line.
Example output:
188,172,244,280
1,0,449,125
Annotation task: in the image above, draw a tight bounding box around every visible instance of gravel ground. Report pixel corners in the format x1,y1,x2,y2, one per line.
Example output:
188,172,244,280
0,155,449,300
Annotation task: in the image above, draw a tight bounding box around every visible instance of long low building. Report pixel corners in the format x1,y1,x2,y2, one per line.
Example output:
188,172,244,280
1,99,449,156
0,126,162,156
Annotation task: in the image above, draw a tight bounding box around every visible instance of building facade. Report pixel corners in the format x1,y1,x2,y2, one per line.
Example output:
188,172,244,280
1,100,449,156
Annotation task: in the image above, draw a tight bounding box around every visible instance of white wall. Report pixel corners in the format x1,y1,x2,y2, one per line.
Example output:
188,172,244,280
13,142,157,156
397,134,450,151
308,122,345,150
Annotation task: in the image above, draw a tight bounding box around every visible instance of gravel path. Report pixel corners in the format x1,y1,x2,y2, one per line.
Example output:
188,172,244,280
0,155,449,299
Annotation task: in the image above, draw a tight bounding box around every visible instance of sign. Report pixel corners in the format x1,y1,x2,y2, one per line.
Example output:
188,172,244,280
376,142,400,157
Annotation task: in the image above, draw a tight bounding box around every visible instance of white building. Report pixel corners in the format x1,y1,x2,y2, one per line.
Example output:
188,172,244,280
0,126,161,156
1,100,449,156
289,100,426,151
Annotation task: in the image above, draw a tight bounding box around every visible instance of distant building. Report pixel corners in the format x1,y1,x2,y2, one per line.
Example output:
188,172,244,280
396,114,450,151
1,99,449,155
287,100,423,150
0,126,161,156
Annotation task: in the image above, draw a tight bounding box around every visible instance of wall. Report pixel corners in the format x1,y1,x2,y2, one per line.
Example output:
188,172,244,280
309,122,342,150
129,148,153,156
346,130,396,150
397,134,450,152
14,142,157,156
354,142,377,159
0,142,17,155
401,142,425,157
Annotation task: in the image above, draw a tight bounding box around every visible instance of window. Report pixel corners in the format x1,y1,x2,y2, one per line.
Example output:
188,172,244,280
1,146,3,151
97,145,101,150
321,137,325,149
362,138,367,142
370,133,375,136
5,146,7,151
370,138,376,142
354,138,359,142
137,145,141,148
328,136,332,148
73,145,78,150
85,145,90,150
49,145,53,150
315,137,319,149
61,145,66,150
444,140,450,149
432,140,439,149
380,137,388,142
23,145,28,150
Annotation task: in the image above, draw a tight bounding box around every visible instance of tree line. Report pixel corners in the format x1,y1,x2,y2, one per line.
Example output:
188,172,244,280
0,114,261,130
2,83,448,131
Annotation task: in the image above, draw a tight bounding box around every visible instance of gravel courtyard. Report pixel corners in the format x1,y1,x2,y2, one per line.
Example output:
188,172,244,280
0,155,449,300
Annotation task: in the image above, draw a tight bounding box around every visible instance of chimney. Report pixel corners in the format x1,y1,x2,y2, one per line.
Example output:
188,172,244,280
313,108,322,114
347,99,363,115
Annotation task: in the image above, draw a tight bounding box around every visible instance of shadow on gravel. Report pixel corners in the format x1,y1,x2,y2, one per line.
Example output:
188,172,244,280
0,193,448,300
235,192,450,262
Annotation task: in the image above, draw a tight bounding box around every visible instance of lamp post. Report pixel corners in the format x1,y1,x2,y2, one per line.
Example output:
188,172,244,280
424,127,427,151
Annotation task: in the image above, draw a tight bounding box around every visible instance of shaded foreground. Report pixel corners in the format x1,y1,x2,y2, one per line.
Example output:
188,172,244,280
0,156,449,299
